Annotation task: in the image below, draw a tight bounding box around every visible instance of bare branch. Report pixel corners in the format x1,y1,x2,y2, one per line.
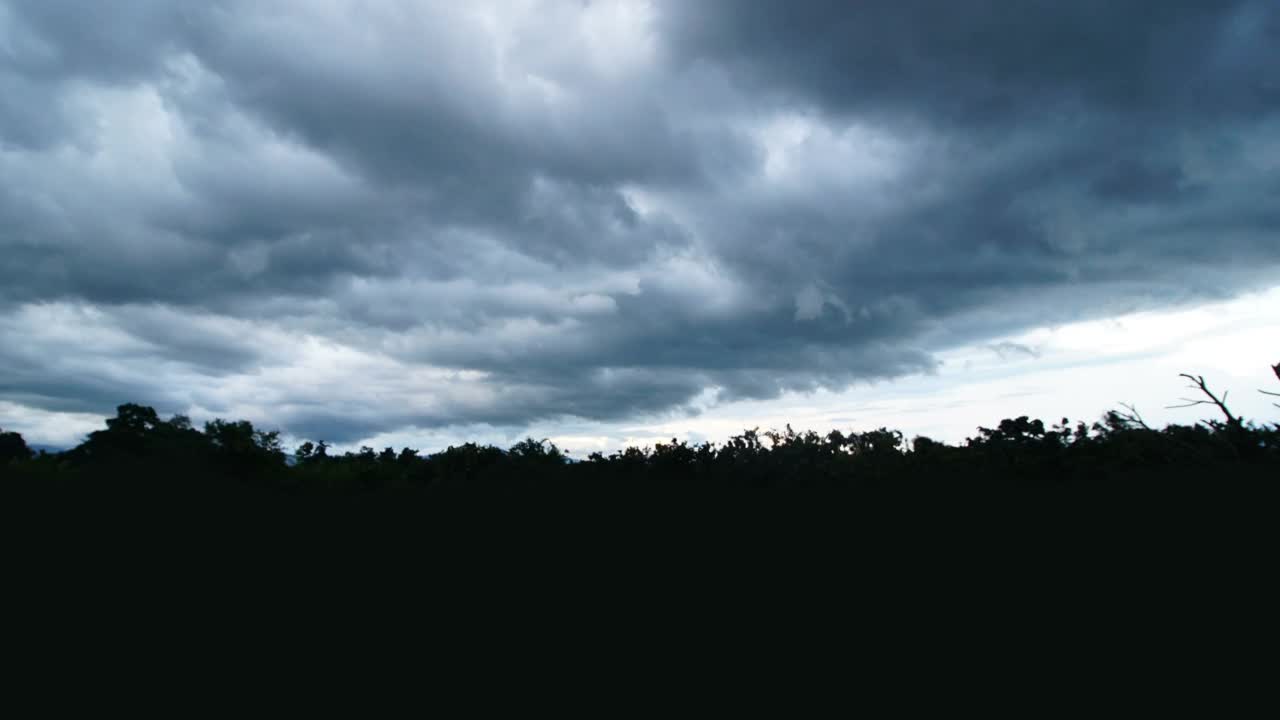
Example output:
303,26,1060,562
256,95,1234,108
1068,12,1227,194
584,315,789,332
1114,402,1151,430
1169,373,1239,426
1261,363,1280,408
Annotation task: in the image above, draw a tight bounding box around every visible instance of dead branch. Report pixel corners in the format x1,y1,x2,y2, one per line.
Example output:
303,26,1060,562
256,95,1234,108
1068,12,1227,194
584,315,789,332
1113,402,1151,430
1262,363,1280,408
1166,373,1239,426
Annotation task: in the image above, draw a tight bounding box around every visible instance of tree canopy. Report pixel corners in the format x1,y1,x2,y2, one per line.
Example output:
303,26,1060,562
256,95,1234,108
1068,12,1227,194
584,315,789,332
4,366,1278,491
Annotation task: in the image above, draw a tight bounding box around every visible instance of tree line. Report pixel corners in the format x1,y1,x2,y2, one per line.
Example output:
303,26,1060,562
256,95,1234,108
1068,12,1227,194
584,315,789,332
3,365,1278,491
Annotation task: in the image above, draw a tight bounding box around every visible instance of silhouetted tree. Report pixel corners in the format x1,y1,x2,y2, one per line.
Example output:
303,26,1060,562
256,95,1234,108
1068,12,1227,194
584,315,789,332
1168,373,1240,427
204,418,286,475
0,428,33,463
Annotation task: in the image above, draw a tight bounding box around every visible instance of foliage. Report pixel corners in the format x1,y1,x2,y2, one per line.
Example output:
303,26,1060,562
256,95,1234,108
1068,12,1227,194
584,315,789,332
4,367,1279,491
1,427,33,464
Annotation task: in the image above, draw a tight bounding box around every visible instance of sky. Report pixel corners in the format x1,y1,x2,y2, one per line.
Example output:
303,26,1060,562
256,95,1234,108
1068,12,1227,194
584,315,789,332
1,0,1277,453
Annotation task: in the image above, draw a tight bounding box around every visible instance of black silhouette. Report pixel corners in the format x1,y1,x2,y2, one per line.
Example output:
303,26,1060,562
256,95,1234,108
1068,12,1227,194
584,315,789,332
1261,363,1280,409
4,365,1278,491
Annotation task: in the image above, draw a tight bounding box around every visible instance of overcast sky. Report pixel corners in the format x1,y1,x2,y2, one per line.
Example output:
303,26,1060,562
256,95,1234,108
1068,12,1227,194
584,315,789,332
1,0,1277,452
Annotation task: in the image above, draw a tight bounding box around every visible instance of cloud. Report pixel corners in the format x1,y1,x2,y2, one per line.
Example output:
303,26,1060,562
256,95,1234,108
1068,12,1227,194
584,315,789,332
1,0,1277,445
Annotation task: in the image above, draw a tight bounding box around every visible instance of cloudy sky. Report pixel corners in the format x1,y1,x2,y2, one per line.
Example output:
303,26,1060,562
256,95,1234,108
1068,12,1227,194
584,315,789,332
2,0,1278,453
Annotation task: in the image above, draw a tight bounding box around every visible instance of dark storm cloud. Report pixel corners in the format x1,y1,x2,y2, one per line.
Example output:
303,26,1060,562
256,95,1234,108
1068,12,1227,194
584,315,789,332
0,0,1277,442
664,0,1279,124
657,0,1280,347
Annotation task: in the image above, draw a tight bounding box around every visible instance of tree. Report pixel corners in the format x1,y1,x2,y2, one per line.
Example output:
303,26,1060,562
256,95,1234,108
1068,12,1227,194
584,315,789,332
508,438,565,464
1167,373,1239,427
0,428,33,463
971,416,1047,445
105,403,162,435
295,441,317,464
204,419,286,470
73,404,166,459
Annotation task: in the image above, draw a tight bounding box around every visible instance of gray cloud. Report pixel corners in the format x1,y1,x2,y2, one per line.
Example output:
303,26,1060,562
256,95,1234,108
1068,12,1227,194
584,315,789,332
1,0,1277,443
